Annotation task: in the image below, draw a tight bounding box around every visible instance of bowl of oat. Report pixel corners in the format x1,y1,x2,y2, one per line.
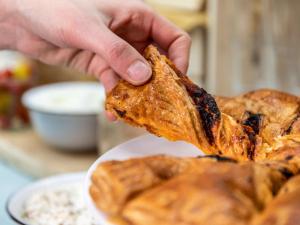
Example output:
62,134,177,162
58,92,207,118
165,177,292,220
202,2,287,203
6,172,100,225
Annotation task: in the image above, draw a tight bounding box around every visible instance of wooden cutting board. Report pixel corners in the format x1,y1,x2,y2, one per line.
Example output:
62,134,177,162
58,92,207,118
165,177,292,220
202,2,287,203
0,128,98,178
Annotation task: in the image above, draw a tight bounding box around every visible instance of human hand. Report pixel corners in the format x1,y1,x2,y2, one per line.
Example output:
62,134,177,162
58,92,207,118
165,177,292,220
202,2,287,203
0,0,191,93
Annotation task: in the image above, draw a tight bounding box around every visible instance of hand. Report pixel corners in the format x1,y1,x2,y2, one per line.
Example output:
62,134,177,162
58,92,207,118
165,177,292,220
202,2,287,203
0,0,191,92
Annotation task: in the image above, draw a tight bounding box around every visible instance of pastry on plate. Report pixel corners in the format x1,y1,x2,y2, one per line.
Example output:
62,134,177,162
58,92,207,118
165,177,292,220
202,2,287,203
252,174,300,225
106,45,300,161
90,154,300,225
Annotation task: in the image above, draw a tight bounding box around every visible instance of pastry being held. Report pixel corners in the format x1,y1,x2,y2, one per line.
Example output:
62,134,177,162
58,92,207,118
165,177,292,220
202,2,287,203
106,45,300,161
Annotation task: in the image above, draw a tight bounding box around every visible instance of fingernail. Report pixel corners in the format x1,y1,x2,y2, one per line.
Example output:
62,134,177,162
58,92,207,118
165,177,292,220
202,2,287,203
127,60,152,83
105,111,117,121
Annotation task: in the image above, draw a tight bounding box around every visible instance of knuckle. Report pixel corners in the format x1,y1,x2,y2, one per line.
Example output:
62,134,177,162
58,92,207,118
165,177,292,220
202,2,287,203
57,25,73,45
182,32,192,43
130,10,144,22
56,18,80,46
122,8,143,22
125,2,152,19
89,60,110,78
107,41,129,60
16,38,41,60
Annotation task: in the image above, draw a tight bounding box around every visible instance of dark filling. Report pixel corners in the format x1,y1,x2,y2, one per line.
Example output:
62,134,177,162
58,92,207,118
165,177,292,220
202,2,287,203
197,155,237,163
191,88,221,145
114,108,126,118
182,82,221,145
285,155,294,161
243,112,262,134
242,112,263,160
284,113,300,135
278,167,294,179
166,60,221,145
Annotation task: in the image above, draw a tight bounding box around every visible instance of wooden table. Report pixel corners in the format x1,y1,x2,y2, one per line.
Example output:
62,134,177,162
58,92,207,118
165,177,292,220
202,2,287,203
0,129,98,178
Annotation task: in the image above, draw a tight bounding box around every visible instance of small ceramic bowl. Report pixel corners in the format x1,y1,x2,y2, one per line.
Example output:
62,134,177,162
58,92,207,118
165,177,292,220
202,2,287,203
22,82,105,151
6,172,86,225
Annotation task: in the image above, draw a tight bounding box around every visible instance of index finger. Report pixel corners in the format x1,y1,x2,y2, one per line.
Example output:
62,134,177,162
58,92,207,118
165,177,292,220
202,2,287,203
150,14,192,74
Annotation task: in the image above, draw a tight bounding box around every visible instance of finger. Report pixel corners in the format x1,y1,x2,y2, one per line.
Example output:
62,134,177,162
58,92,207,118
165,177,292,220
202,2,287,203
98,68,120,93
34,43,121,94
81,52,120,93
65,50,120,93
69,23,152,85
64,52,119,119
36,45,118,88
86,55,119,120
150,14,192,74
96,27,152,85
105,111,117,121
99,69,119,121
63,51,119,120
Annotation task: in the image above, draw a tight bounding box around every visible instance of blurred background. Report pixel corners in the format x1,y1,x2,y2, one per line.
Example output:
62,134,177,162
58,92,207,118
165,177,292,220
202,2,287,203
0,0,300,224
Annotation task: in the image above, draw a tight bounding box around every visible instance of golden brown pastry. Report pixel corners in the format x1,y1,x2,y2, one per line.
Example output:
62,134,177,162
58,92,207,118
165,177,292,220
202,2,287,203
216,90,300,156
106,45,250,160
97,45,300,225
106,45,300,161
106,45,217,156
252,175,300,225
90,155,181,214
90,155,300,225
216,89,300,141
122,174,256,225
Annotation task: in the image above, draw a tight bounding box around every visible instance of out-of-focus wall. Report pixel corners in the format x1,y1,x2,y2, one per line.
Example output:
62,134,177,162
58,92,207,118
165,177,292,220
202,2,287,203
145,0,205,11
207,0,300,96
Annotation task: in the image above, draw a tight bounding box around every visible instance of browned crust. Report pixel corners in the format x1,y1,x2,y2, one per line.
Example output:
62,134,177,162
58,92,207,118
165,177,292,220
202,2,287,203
242,112,264,160
242,89,300,104
284,112,300,135
164,58,221,145
105,45,300,162
90,154,300,225
106,45,212,151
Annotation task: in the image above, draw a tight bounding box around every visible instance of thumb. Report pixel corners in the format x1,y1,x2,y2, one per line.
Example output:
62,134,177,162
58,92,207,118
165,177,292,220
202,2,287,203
85,26,152,85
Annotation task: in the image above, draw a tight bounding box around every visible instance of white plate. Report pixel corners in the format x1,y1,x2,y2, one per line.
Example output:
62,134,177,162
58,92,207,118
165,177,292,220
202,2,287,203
84,134,203,225
6,172,86,225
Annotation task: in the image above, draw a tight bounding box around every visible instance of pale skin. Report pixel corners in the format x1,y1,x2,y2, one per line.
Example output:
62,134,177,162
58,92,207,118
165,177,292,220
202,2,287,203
0,0,191,119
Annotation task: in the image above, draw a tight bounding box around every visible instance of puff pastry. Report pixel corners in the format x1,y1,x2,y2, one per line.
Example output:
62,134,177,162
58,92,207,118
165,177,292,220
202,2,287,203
106,45,300,161
90,150,300,225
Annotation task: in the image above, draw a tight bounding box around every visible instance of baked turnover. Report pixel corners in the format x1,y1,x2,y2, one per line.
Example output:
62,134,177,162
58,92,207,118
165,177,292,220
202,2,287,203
106,45,300,161
90,151,300,225
92,45,300,225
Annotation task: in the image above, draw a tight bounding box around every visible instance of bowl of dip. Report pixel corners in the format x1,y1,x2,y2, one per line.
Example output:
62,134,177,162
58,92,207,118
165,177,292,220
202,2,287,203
22,82,105,151
6,172,100,225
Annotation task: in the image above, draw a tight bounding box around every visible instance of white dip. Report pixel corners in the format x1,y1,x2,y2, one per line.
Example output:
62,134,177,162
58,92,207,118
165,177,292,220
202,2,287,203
25,83,105,114
23,183,97,225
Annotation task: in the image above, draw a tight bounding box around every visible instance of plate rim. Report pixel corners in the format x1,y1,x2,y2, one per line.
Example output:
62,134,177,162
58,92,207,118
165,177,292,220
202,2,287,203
84,134,202,225
83,135,156,225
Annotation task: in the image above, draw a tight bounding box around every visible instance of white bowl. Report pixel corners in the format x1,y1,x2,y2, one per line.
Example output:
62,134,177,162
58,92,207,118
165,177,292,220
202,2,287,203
22,82,105,151
6,172,86,225
84,134,203,225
